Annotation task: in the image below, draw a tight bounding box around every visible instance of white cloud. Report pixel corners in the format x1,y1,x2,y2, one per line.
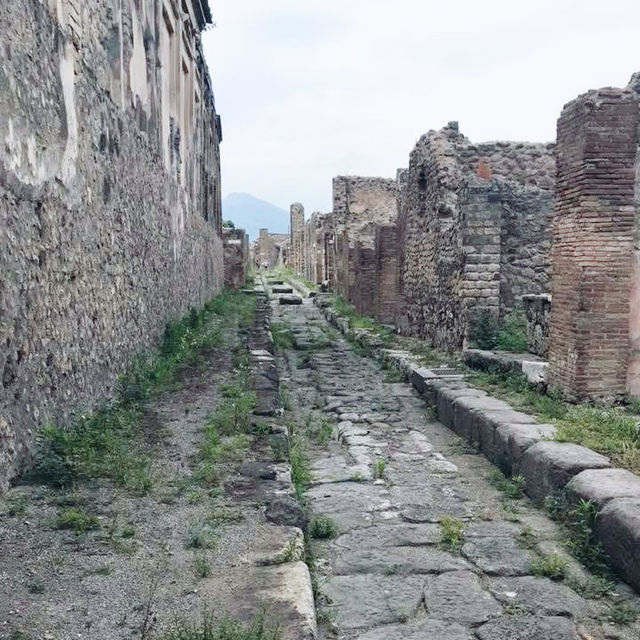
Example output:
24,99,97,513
202,0,640,213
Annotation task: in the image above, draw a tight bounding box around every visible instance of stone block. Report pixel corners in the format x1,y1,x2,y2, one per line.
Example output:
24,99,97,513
279,295,303,305
451,396,512,444
492,423,556,474
518,442,610,501
272,285,294,294
566,468,640,509
595,498,640,592
435,386,485,430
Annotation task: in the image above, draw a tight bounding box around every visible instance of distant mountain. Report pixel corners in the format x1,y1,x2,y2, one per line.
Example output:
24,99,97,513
222,193,289,240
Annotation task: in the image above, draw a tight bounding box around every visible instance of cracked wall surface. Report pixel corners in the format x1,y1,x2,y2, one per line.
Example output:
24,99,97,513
0,0,223,487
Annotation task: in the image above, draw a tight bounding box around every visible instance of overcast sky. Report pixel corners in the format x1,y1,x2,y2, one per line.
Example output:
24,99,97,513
202,0,639,214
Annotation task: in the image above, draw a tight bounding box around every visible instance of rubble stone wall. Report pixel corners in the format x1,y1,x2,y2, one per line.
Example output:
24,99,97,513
548,85,640,400
223,228,249,288
290,203,305,274
0,0,223,488
331,176,398,303
397,123,554,350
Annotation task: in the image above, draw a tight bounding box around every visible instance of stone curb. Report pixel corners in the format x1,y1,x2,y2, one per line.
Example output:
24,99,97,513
313,294,640,593
252,278,319,638
464,348,549,385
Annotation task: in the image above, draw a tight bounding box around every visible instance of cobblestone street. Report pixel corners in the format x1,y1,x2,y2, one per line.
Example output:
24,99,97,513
273,296,640,640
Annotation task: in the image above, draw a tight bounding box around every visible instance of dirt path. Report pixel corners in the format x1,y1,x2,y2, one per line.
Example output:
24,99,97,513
272,295,640,640
0,296,313,640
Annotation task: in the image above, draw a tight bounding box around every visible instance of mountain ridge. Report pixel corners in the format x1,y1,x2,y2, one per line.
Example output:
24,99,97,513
222,193,289,240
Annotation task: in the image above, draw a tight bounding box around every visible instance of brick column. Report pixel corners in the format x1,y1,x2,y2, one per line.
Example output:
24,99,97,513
548,87,640,400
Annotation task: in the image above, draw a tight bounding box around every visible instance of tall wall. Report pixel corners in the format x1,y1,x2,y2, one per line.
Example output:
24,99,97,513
397,122,554,350
0,0,223,487
303,212,331,285
548,82,640,400
290,203,305,273
256,229,287,268
223,228,249,288
332,176,398,305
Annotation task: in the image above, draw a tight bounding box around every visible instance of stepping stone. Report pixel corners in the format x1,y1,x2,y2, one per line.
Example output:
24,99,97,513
489,576,588,617
322,574,426,629
332,523,441,549
332,546,470,575
475,615,578,640
272,285,294,293
279,295,302,305
461,537,535,576
311,456,371,484
354,619,469,640
423,571,502,625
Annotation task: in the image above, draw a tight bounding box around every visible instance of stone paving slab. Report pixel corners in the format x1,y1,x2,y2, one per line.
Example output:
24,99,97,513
275,297,640,639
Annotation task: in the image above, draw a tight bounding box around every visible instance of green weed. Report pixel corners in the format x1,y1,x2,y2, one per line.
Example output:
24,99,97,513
4,493,28,517
193,553,212,578
496,309,527,352
56,507,100,533
160,613,279,640
530,553,568,580
606,601,640,625
516,526,538,549
309,515,339,539
488,469,525,499
289,436,311,503
185,519,219,550
372,458,385,480
439,515,465,552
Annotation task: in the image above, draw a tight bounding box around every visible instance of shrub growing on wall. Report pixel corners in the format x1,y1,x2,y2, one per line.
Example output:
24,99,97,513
496,309,527,352
468,308,498,350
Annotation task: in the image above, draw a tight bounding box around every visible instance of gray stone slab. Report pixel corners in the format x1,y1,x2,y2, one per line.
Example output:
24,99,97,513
519,442,610,501
475,615,578,640
452,395,513,443
596,497,640,592
354,619,469,640
311,456,372,485
489,576,588,618
436,386,486,430
332,523,441,549
279,295,302,305
493,423,557,474
461,537,536,576
423,570,502,624
272,285,294,293
322,574,425,629
566,468,640,509
332,545,470,575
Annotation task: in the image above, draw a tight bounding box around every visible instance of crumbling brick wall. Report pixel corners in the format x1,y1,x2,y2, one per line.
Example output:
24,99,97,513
0,0,223,488
223,228,249,288
548,82,640,400
397,123,554,350
332,176,398,306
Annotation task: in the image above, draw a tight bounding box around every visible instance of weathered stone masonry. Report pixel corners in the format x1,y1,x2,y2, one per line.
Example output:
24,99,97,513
548,80,640,400
0,0,223,487
223,227,249,289
332,176,398,317
397,123,554,350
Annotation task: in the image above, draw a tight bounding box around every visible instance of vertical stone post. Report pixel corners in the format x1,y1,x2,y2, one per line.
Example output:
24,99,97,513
290,203,305,275
548,86,640,400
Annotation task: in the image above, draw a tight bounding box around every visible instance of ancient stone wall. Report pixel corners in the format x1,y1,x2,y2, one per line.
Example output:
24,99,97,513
523,294,551,357
223,228,249,288
256,229,287,269
0,0,223,487
375,225,400,324
397,123,554,350
290,203,305,274
548,83,640,400
332,176,398,303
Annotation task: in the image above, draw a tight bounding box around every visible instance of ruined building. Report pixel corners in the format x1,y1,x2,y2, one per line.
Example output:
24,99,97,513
254,229,288,269
397,123,555,350
0,0,223,487
548,76,640,400
332,176,399,320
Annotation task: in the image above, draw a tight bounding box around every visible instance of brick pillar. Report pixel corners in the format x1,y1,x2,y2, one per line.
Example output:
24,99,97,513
375,224,399,323
354,243,377,316
548,87,640,400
